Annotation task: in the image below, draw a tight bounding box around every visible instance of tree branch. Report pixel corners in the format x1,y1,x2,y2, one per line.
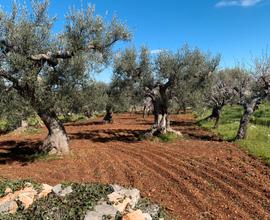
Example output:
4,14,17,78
0,70,22,90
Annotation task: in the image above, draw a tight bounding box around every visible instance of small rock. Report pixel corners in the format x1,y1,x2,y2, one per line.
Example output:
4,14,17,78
84,211,101,220
111,184,123,192
4,188,12,194
108,191,123,202
38,184,53,199
95,202,118,215
143,213,152,220
0,200,18,214
24,182,33,188
59,186,73,197
123,210,150,220
108,185,140,212
16,187,37,209
142,204,160,218
84,202,118,220
113,197,132,213
52,184,62,195
124,189,140,208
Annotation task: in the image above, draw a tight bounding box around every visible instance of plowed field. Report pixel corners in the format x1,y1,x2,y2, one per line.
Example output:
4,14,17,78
0,114,270,219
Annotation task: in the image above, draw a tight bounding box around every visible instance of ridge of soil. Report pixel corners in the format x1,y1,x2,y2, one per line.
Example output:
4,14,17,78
0,114,270,219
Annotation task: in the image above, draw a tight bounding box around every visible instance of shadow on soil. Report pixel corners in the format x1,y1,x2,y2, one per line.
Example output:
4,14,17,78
70,129,145,143
170,120,222,141
65,121,105,127
0,117,222,165
0,140,43,165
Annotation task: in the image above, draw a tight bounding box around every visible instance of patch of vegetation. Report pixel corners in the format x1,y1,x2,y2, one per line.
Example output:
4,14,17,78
158,132,181,142
26,116,43,127
0,120,10,134
58,114,88,123
23,127,42,135
198,104,270,164
250,103,270,126
0,179,41,197
1,183,113,220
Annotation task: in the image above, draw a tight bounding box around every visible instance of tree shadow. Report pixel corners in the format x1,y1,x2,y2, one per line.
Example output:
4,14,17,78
70,129,145,143
170,120,223,142
65,121,105,127
0,140,44,165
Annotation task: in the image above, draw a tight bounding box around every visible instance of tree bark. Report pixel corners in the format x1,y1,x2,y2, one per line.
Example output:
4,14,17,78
38,111,69,155
16,85,70,155
236,106,253,140
207,105,223,129
103,105,113,123
145,85,182,137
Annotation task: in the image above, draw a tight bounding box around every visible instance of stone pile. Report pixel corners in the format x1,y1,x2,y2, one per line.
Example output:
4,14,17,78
0,183,163,220
85,184,162,220
0,183,72,214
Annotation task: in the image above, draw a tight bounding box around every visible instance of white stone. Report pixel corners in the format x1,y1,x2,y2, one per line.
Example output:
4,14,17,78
108,185,141,211
0,200,18,214
84,211,101,220
52,184,62,195
84,202,118,220
59,186,73,197
143,213,153,220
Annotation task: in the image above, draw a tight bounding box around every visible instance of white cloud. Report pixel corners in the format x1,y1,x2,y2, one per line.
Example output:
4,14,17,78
215,0,263,7
150,49,162,54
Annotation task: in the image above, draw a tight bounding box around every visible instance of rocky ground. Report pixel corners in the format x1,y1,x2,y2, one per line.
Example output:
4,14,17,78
0,181,165,219
0,114,269,219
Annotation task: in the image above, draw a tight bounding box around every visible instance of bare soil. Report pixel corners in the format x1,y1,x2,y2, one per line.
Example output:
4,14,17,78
0,114,270,219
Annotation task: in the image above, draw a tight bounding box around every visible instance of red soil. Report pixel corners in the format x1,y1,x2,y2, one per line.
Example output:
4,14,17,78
0,114,270,219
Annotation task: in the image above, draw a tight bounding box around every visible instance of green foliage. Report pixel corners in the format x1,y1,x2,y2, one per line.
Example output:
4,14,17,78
198,104,270,165
0,1,130,139
26,115,43,127
1,183,113,220
0,120,9,133
146,132,182,143
58,114,87,123
250,103,270,126
158,132,180,142
0,179,41,197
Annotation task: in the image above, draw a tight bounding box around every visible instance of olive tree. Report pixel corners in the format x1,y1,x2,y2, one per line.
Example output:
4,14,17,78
234,60,270,139
204,69,238,128
113,45,220,136
0,1,130,154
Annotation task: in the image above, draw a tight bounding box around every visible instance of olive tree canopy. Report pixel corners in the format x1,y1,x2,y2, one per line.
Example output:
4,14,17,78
113,45,220,136
0,0,131,154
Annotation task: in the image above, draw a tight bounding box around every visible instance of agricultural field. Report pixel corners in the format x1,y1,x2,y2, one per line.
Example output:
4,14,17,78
1,0,270,219
0,114,270,219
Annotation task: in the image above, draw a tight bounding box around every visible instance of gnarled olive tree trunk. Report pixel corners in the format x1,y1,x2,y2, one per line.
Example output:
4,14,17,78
236,97,262,140
207,105,223,129
236,105,255,140
16,86,70,155
146,85,182,137
38,111,69,155
17,86,70,155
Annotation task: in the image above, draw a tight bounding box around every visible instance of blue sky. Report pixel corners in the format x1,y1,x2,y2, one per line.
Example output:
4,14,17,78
1,0,270,82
